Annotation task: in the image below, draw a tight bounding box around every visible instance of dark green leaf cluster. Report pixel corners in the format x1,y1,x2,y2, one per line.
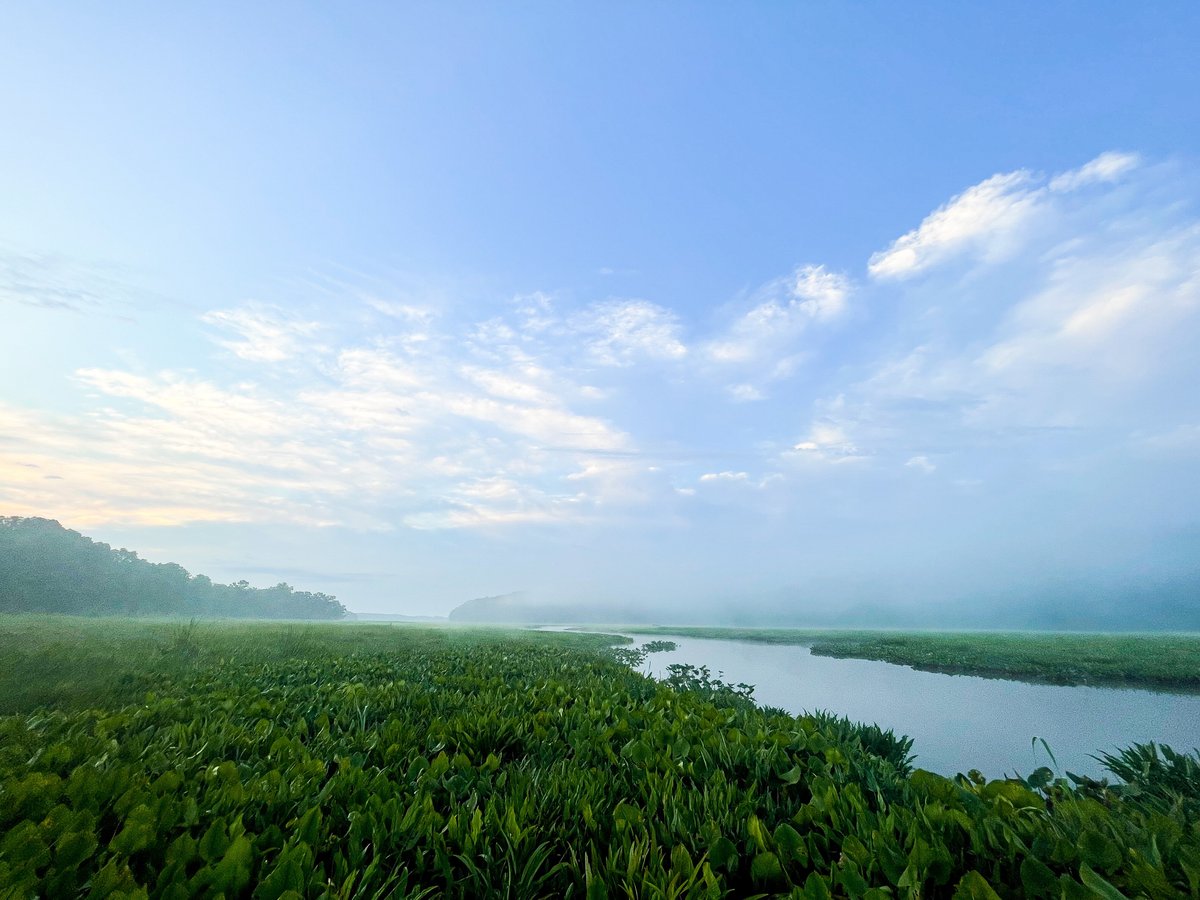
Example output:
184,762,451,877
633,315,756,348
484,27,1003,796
1084,743,1200,821
1,625,1198,898
796,711,915,776
662,663,758,712
640,641,679,654
0,517,346,619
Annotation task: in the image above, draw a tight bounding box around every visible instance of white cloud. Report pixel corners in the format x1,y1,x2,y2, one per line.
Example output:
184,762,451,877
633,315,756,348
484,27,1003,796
699,471,748,482
697,470,782,491
792,264,849,321
708,265,849,366
727,383,764,402
815,151,1200,479
402,476,583,530
6,151,1194,545
702,265,849,402
201,304,321,362
905,455,936,474
972,221,1200,415
788,421,866,465
794,422,854,453
3,302,645,529
868,171,1039,279
461,364,560,406
564,458,680,511
513,291,557,334
574,299,687,366
1049,151,1140,192
869,152,1142,281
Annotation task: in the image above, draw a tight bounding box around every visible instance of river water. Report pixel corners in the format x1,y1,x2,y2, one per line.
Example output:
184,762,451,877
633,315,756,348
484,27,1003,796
592,632,1200,779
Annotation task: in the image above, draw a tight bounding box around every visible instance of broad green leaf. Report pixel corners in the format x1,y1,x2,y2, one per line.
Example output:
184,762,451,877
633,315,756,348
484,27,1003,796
953,870,1001,900
56,829,98,868
1019,856,1057,898
773,822,806,863
803,872,833,900
1080,831,1122,873
1079,864,1130,900
198,821,229,863
751,851,783,885
109,805,156,855
707,836,737,871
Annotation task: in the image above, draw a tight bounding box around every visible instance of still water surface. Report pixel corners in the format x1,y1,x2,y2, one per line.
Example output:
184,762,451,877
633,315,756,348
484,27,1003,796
613,634,1200,779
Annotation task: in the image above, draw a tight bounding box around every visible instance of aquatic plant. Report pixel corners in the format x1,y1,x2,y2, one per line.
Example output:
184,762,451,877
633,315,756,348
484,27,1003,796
1,620,1197,897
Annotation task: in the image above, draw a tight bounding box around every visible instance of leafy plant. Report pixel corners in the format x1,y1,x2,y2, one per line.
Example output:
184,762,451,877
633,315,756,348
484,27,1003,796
0,620,1196,898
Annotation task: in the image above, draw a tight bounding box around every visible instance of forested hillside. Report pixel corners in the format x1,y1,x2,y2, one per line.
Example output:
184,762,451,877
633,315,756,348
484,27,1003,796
0,517,346,619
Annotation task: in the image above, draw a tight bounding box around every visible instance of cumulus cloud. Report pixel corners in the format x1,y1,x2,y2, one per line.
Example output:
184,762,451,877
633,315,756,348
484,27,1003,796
819,151,1200,483
792,264,850,321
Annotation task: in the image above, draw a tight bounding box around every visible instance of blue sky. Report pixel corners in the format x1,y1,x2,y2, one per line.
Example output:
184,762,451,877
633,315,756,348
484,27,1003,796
3,4,1200,616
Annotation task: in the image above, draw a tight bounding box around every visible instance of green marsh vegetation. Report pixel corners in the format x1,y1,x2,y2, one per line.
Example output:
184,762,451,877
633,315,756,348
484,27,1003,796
623,627,1200,693
2,617,1200,898
0,616,445,715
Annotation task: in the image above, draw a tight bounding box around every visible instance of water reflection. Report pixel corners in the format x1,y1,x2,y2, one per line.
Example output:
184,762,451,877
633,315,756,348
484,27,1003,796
630,635,1200,778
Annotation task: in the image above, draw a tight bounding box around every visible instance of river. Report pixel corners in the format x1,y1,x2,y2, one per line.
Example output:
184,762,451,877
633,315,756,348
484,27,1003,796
583,631,1200,779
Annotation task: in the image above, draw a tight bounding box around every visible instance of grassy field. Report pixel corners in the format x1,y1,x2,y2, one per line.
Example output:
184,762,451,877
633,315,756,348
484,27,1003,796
2,616,1199,898
622,626,1200,692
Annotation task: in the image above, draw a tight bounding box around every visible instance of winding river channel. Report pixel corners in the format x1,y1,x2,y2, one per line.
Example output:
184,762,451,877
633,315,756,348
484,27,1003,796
579,631,1200,779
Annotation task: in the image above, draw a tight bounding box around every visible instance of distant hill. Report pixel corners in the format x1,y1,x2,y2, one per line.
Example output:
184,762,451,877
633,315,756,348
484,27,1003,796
444,591,926,627
448,592,544,623
447,592,654,625
0,516,347,619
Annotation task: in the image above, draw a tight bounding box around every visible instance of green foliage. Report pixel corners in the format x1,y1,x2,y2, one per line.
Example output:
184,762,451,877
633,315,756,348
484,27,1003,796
662,663,757,710
0,621,1197,898
640,640,678,654
800,710,916,775
0,516,346,619
1086,742,1200,819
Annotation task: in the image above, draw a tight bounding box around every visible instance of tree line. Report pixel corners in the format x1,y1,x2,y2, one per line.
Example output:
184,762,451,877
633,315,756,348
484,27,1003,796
0,517,347,619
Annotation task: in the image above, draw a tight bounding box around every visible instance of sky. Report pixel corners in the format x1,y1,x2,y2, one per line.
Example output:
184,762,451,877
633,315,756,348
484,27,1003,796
2,4,1200,617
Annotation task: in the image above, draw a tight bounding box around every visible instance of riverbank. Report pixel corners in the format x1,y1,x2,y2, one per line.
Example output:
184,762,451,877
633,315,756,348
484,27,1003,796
622,626,1200,692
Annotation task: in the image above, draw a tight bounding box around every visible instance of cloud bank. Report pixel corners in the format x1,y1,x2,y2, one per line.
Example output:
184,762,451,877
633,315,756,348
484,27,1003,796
2,151,1198,611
